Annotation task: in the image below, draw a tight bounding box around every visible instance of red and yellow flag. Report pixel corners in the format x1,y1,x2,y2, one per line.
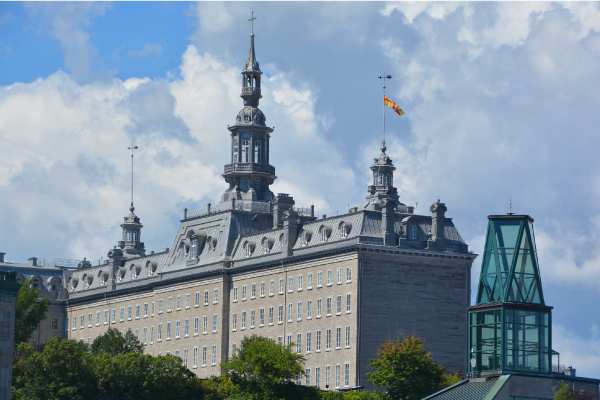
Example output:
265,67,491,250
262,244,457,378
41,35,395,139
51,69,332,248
384,96,405,116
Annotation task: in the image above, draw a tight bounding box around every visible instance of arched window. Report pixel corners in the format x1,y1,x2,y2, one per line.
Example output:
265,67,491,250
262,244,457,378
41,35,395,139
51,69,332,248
385,174,390,186
339,222,348,238
320,227,327,243
242,140,249,163
409,225,418,240
207,237,215,253
233,140,238,163
131,265,137,280
190,238,197,259
244,242,251,258
32,278,40,290
373,175,377,185
262,238,269,254
254,141,262,163
147,262,153,277
98,272,105,286
378,174,383,185
127,231,131,241
122,231,126,241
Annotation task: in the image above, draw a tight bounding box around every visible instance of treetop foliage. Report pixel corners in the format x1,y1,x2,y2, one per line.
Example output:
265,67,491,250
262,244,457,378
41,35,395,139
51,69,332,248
14,278,50,347
90,327,144,357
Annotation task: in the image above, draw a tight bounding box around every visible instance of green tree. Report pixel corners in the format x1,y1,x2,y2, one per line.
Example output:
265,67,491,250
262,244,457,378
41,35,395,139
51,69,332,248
90,327,143,357
367,336,454,400
12,336,97,400
14,278,51,347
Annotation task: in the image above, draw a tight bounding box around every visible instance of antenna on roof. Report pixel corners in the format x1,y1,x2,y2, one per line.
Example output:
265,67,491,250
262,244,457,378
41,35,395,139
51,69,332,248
507,193,514,215
127,145,139,208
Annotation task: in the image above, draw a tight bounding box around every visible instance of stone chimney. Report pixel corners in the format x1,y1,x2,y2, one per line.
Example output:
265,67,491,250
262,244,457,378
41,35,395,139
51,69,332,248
0,252,5,263
272,193,295,229
28,257,37,267
430,200,447,251
382,199,397,246
283,210,300,257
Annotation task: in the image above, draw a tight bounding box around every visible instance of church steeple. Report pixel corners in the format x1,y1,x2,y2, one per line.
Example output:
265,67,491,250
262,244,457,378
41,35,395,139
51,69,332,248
221,23,277,203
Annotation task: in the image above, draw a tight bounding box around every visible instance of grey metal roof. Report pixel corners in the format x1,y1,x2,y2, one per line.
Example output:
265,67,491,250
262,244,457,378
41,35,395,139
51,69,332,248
0,262,65,292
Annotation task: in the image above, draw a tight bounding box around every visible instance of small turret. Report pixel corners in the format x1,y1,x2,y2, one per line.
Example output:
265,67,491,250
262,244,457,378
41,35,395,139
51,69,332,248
118,205,146,258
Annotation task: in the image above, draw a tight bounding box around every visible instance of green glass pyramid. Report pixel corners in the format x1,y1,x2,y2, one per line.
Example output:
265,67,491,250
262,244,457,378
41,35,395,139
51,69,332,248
476,216,544,305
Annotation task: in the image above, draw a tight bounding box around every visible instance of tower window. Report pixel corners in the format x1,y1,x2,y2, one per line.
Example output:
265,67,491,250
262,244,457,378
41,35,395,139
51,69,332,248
378,174,383,185
409,225,418,240
233,140,238,163
242,140,249,163
127,231,131,241
385,174,390,186
133,231,137,241
254,141,262,163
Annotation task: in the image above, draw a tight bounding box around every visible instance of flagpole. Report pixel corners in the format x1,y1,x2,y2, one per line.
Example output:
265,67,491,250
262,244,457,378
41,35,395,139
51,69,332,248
378,74,392,145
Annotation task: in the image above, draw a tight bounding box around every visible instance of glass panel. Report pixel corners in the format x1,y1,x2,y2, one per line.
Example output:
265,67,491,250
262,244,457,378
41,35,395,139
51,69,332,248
478,310,496,325
478,284,490,304
515,310,538,326
504,309,514,323
540,352,550,373
486,225,495,249
495,309,502,323
497,249,515,273
514,248,536,275
540,312,549,326
505,323,514,349
539,327,549,352
494,220,521,248
500,272,509,290
470,313,477,326
479,325,496,351
481,251,497,276
471,326,477,349
505,349,514,370
507,278,523,302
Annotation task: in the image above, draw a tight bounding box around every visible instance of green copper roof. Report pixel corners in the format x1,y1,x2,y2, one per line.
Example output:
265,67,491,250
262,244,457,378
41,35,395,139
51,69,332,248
476,215,544,305
422,376,508,400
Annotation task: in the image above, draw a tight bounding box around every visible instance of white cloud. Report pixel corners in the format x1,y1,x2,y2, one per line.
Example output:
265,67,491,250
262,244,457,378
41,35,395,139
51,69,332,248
553,324,600,377
381,2,462,22
128,42,164,58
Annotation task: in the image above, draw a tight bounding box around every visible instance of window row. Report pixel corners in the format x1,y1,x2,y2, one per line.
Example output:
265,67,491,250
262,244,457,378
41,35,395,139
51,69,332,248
232,269,352,302
233,140,263,164
156,345,218,368
297,364,351,389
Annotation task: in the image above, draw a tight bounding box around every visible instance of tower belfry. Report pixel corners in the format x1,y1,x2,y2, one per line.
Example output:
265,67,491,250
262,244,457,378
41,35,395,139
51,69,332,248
221,17,276,203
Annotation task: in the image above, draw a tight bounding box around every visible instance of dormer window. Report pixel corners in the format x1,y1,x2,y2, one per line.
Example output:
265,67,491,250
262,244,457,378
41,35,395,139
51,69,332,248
233,140,238,163
242,140,249,162
207,237,215,253
243,242,252,258
262,238,269,254
339,222,348,238
320,227,327,243
131,266,137,280
300,231,308,247
409,225,418,240
99,272,105,285
255,141,262,163
190,238,197,259
32,278,40,290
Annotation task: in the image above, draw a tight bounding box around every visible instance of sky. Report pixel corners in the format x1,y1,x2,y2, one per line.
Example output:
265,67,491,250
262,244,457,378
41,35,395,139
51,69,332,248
1,1,600,377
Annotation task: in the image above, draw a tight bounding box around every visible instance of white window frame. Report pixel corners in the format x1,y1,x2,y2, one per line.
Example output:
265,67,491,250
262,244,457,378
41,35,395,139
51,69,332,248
316,330,321,351
317,271,323,287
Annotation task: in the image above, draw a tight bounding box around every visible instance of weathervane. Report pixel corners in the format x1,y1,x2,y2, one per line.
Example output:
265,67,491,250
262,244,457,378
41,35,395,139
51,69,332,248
249,10,257,35
127,145,139,208
508,193,514,215
378,73,392,144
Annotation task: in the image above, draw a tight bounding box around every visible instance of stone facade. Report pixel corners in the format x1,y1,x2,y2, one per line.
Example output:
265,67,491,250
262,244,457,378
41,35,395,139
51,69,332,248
0,272,21,400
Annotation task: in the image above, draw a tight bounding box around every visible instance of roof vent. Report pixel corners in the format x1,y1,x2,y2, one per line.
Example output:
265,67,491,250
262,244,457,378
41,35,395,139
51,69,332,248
28,257,37,267
0,252,5,263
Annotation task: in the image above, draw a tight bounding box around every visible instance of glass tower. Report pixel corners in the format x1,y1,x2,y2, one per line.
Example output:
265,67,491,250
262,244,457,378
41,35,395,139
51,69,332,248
468,215,552,376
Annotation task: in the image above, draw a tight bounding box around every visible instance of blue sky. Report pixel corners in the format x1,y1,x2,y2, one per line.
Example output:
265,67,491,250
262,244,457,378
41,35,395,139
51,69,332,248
1,1,600,377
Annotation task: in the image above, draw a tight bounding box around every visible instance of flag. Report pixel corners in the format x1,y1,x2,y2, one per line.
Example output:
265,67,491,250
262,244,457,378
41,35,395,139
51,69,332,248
384,96,405,116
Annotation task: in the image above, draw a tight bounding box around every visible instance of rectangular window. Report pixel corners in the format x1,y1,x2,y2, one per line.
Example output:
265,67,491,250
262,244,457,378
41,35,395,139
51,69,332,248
346,267,352,282
307,300,312,318
327,297,332,315
88,313,92,327
317,299,322,317
325,366,330,388
194,317,199,335
335,365,340,388
288,303,293,322
143,327,147,344
135,328,139,339
158,299,163,313
168,297,172,312
213,289,219,303
96,311,100,325
346,326,351,347
260,282,265,297
80,315,84,329
204,290,209,305
316,330,321,351
158,323,162,340
251,309,256,328
66,317,70,331
144,303,148,317
317,271,323,287
336,327,341,349
104,310,108,324
346,294,351,312
233,287,238,302
241,311,246,329
337,268,342,284
315,367,321,388
269,280,274,295
72,317,76,330
112,309,116,323
51,318,58,331
232,343,237,355
296,333,302,353
152,302,155,315
307,273,313,289
305,369,311,386
185,319,189,336
127,306,132,320
287,334,292,346
344,363,350,387
298,275,303,290
120,307,124,321
337,296,342,314
278,336,282,345
193,347,198,367
167,322,171,339
176,320,180,338
279,278,284,294
213,314,218,332
232,313,237,330
136,304,140,318
195,292,200,306
202,346,207,366
288,277,293,292
203,316,208,333
326,329,331,350
251,283,256,298
242,285,247,300
212,345,217,365
278,305,283,324
327,270,332,285
269,307,273,324
297,302,302,320
176,295,181,310
183,349,188,367
260,308,265,326
185,293,190,308
306,332,312,352
150,326,154,343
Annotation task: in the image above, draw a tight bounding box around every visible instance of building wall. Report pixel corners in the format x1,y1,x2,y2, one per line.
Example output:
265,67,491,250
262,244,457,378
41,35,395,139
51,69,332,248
359,251,471,391
28,300,67,345
0,295,17,400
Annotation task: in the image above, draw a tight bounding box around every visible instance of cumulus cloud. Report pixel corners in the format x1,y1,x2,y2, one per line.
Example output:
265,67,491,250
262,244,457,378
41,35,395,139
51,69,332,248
553,324,600,374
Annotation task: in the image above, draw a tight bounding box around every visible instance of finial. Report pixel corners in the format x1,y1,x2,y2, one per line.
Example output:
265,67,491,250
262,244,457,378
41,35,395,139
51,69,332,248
249,10,256,36
508,194,514,215
381,140,387,153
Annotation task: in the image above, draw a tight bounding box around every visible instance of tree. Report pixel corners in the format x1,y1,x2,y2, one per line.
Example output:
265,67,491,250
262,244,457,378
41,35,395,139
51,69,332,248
90,327,144,357
14,278,51,347
367,336,454,400
12,336,97,400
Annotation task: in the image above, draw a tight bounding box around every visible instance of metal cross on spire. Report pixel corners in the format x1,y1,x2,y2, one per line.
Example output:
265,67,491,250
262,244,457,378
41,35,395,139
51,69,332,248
127,145,139,208
249,10,257,35
378,73,392,145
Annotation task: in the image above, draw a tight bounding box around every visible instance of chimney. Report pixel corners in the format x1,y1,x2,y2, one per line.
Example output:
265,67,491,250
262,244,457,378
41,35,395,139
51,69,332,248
28,257,38,267
0,252,5,263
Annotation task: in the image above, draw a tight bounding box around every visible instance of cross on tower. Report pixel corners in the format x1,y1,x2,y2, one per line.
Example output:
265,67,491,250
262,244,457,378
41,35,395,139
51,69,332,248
249,11,257,35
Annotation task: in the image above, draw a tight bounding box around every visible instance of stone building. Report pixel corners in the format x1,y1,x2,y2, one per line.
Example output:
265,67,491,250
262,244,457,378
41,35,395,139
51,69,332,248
55,31,473,391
